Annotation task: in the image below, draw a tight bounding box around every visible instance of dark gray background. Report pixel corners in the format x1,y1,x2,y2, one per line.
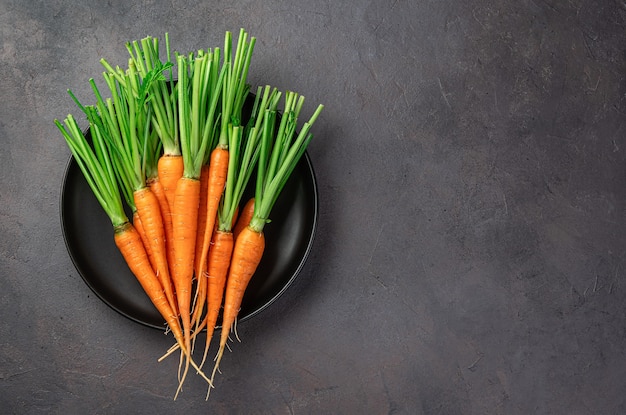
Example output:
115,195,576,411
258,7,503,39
2,1,626,413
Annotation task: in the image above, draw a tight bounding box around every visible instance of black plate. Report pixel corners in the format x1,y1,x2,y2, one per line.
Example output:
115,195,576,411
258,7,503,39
60,142,318,330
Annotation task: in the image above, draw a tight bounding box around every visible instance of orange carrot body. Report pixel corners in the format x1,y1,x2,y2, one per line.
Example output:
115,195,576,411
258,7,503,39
132,211,155,272
200,230,234,365
148,176,175,272
134,187,178,315
233,197,254,240
198,148,229,262
158,154,184,210
193,148,229,328
170,177,201,355
114,222,184,348
211,226,265,382
221,226,265,339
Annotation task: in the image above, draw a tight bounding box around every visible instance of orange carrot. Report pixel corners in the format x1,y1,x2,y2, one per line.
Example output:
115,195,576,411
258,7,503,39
201,230,234,363
170,47,226,396
233,197,254,240
209,93,324,393
192,147,229,329
134,187,178,316
211,226,265,382
170,176,201,351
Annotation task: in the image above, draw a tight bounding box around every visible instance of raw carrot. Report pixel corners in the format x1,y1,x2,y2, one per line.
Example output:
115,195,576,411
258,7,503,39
193,30,255,335
202,228,233,356
170,175,201,354
190,148,228,332
170,49,224,396
210,93,324,390
193,147,228,294
54,113,211,392
188,48,225,334
133,186,178,313
210,225,264,384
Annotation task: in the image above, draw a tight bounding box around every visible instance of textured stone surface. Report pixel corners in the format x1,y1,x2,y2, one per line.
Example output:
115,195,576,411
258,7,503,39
1,0,626,413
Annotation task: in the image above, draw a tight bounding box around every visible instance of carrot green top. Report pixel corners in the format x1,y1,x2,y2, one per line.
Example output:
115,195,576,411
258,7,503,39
177,49,225,180
249,93,324,233
217,85,282,232
55,113,128,228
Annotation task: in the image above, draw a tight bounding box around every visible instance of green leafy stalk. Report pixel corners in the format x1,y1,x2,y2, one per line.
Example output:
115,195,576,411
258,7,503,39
107,34,179,157
218,85,281,231
55,114,128,227
250,94,324,232
217,29,255,149
178,49,225,179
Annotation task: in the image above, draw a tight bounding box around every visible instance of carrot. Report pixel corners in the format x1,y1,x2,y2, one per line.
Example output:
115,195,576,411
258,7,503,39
210,93,324,391
133,186,178,314
233,197,254,240
191,146,228,324
170,175,200,356
202,229,233,351
55,112,212,393
192,30,255,335
210,225,264,384
169,48,225,396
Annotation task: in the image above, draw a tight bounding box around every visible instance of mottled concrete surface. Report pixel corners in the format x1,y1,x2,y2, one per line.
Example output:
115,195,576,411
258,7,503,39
2,0,626,413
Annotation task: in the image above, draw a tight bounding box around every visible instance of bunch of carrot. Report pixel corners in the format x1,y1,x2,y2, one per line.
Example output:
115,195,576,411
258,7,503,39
54,29,323,399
